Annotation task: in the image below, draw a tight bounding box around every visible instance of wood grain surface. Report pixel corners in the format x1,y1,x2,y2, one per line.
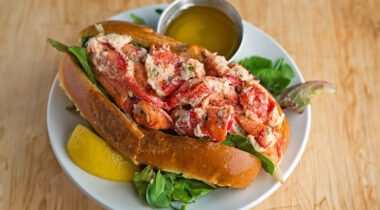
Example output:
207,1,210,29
0,0,379,209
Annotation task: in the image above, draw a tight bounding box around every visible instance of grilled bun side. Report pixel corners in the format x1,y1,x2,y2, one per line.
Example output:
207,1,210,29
58,55,144,164
137,130,262,188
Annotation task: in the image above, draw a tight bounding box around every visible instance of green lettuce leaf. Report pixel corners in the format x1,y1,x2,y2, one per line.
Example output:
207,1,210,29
276,80,336,113
47,39,68,52
67,46,96,84
222,134,234,146
223,135,275,175
47,39,109,96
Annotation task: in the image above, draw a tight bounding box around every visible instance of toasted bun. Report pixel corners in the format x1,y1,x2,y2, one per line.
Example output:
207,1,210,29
58,21,290,188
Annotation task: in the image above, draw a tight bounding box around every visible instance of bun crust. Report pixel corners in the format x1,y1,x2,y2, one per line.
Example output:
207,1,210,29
58,20,290,188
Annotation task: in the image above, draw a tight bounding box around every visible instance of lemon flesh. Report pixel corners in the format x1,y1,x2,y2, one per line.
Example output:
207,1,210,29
67,124,137,181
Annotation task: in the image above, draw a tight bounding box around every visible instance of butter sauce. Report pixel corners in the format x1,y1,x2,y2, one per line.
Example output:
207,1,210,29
165,6,240,59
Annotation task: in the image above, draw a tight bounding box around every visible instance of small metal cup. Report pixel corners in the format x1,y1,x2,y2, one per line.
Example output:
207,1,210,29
157,0,244,61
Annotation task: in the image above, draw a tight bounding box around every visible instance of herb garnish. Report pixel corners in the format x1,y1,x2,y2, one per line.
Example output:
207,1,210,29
152,67,159,76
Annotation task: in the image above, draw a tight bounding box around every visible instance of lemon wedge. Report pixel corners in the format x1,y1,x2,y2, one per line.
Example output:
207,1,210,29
67,124,137,181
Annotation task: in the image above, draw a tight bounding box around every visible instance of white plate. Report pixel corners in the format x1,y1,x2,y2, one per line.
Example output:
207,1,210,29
47,4,310,210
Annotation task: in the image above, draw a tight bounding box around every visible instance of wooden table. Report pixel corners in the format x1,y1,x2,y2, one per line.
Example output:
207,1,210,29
1,0,379,209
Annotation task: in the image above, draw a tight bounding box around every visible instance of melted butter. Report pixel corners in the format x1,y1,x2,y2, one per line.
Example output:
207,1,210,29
165,6,240,59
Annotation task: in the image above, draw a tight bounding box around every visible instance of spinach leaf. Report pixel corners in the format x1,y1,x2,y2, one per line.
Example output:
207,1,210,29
146,170,173,208
48,39,109,96
184,179,214,198
181,204,188,210
130,13,146,25
225,135,275,175
239,56,272,75
68,47,96,84
133,165,155,198
171,177,214,204
133,166,215,209
281,63,295,80
171,179,193,203
275,57,295,81
48,39,95,83
239,56,295,94
222,134,234,146
255,68,291,94
81,36,92,47
47,39,68,53
155,8,164,15
273,57,285,71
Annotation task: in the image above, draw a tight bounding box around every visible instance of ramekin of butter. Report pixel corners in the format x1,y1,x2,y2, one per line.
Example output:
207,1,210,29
157,0,244,61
